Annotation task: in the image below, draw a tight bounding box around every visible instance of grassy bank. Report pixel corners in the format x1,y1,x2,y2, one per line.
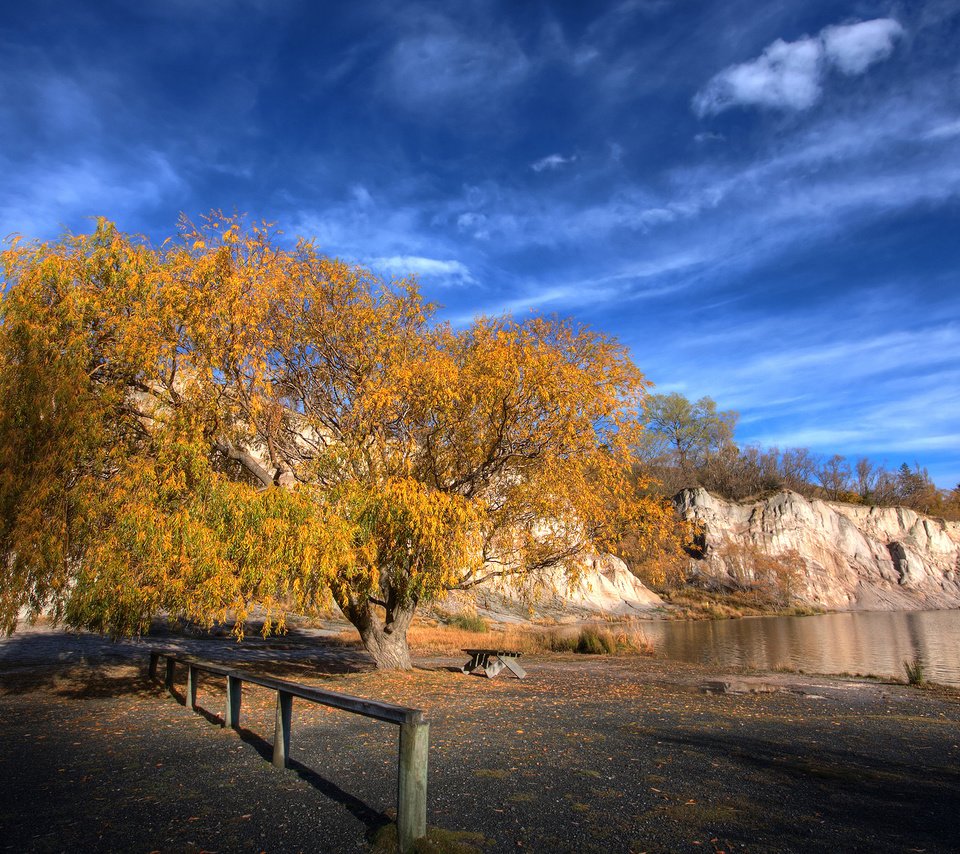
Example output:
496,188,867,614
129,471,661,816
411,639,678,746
332,620,655,657
657,586,824,620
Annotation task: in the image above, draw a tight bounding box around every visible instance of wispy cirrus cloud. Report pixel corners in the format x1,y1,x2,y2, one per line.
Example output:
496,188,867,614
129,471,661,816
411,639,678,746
450,248,707,323
371,254,475,285
924,118,960,140
640,306,960,481
380,11,530,115
531,153,577,172
434,84,960,276
693,18,904,115
0,151,184,238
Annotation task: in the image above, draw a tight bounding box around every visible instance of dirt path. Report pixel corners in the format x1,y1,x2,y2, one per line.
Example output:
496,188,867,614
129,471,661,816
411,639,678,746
1,625,958,853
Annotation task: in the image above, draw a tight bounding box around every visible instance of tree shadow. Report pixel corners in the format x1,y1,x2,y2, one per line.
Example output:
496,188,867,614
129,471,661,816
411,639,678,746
651,727,960,850
232,726,392,836
0,625,378,698
137,682,394,837
0,660,160,699
237,652,376,679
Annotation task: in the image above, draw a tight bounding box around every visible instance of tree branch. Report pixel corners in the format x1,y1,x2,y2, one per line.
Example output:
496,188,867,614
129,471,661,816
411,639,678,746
213,439,275,489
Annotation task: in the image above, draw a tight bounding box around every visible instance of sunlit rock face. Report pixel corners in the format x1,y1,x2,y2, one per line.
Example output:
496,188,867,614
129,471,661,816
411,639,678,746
458,553,663,623
676,488,960,610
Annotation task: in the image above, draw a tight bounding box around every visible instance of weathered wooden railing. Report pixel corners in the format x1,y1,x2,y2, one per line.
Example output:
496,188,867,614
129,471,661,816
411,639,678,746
148,649,428,853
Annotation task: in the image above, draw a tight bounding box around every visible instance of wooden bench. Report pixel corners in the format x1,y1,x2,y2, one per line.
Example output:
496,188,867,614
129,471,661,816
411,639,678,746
149,650,427,853
461,648,526,679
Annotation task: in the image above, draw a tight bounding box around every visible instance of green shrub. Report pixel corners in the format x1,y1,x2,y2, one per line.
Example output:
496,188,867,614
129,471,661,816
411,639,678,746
545,631,578,653
575,627,618,655
541,625,652,655
903,656,925,686
447,612,488,633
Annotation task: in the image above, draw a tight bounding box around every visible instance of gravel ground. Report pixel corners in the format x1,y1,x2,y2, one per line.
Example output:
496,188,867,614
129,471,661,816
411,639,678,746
1,624,959,853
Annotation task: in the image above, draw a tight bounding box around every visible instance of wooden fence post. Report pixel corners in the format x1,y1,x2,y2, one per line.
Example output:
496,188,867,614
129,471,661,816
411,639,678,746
186,664,198,710
397,720,429,853
225,675,242,729
272,691,293,769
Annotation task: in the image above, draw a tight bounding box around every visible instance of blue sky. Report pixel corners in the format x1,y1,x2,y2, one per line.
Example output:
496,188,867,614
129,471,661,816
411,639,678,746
2,0,959,486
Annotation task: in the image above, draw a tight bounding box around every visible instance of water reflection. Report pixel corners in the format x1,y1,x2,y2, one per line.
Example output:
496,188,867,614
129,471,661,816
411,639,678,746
640,610,960,685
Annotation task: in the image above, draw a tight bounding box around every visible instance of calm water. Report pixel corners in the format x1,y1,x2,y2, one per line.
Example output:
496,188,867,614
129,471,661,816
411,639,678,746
640,610,960,686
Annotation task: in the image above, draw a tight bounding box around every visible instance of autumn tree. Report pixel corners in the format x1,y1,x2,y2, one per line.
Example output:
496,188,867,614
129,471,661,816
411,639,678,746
0,216,677,669
943,484,960,522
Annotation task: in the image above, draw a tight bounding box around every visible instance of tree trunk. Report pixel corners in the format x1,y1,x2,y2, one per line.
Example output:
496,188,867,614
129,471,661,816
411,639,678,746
359,623,414,670
333,589,418,670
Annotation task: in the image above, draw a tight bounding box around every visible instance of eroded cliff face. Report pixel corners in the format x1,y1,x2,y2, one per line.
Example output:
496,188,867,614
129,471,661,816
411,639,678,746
452,553,663,623
676,488,960,610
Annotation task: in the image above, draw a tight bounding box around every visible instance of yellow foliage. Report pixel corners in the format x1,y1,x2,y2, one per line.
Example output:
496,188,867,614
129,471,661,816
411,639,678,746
0,215,679,656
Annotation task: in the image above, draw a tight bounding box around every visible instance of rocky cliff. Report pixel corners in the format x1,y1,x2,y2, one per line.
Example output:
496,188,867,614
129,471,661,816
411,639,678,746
676,488,960,610
452,553,664,623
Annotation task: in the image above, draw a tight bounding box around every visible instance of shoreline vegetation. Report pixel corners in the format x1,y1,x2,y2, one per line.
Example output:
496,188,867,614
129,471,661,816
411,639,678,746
333,619,657,658
653,586,825,620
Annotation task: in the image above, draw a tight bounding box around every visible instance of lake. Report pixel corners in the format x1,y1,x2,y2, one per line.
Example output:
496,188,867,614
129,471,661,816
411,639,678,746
640,610,960,686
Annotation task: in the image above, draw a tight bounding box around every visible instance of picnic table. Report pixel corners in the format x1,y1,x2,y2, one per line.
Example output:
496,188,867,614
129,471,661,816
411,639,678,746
461,648,526,679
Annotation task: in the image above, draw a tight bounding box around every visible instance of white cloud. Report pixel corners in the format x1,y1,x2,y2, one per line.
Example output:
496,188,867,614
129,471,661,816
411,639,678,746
292,193,436,263
456,211,489,239
405,78,960,301
822,18,904,75
371,255,475,285
694,18,904,116
531,153,577,172
694,37,823,115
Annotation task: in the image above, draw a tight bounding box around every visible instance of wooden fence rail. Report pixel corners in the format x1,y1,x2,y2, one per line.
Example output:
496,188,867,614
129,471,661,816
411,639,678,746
148,649,428,853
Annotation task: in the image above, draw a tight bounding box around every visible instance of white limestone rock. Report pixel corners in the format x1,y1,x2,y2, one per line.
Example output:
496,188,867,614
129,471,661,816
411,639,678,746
463,553,663,622
675,488,960,611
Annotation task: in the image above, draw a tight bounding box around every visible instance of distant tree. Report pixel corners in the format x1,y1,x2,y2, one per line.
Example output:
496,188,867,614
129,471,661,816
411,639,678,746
816,454,852,501
640,392,737,484
637,386,952,518
943,484,960,521
870,466,900,506
0,216,679,669
854,457,877,501
778,447,820,494
694,444,826,502
695,444,745,498
893,463,939,514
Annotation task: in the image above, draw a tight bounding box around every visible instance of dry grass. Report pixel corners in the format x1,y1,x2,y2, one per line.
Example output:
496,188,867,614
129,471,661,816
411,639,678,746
398,623,655,657
407,625,544,655
659,587,822,620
